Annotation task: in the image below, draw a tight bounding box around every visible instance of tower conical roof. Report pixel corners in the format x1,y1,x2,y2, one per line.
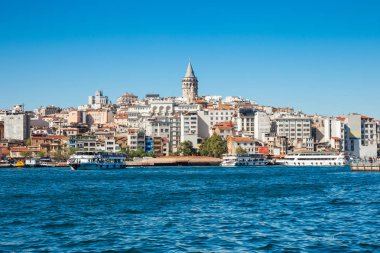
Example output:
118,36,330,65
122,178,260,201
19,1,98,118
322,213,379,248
184,62,196,78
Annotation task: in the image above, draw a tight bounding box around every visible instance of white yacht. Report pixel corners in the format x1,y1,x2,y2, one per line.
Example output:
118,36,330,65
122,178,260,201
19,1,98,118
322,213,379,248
67,151,127,170
276,152,349,167
221,154,269,167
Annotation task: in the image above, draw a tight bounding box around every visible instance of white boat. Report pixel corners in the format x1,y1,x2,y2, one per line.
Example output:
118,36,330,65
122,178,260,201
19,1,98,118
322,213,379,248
67,151,127,170
221,154,269,167
276,152,349,167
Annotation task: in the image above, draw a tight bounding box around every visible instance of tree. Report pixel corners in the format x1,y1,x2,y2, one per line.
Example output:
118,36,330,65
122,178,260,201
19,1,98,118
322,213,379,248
235,146,248,155
24,138,32,146
123,148,154,159
178,141,196,156
20,151,32,158
199,133,227,158
69,147,79,155
37,151,46,158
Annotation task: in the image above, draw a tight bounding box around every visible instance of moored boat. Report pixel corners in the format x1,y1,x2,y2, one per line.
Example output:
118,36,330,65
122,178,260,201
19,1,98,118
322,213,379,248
67,151,127,170
221,154,269,167
275,152,349,166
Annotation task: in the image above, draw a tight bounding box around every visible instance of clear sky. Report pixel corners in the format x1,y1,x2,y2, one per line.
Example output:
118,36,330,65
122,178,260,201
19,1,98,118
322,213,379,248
1,0,379,118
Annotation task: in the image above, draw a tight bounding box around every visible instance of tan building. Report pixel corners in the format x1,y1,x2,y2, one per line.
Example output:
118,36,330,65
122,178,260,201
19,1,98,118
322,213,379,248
86,109,114,126
211,121,234,139
10,147,41,158
227,137,256,155
0,122,4,139
68,110,83,125
114,112,128,126
31,135,68,156
127,128,145,151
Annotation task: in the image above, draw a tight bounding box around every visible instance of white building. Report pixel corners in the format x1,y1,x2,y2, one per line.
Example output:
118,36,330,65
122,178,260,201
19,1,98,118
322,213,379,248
235,108,256,134
4,112,30,141
275,115,313,151
180,112,199,148
345,114,377,159
254,111,271,142
88,90,111,109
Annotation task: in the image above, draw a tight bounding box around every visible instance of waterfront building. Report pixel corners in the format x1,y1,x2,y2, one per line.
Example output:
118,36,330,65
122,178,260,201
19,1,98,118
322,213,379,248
103,135,121,152
9,147,41,158
275,115,313,151
227,137,256,155
153,137,169,156
376,121,380,157
126,128,145,151
145,136,154,153
71,135,98,151
345,114,377,159
182,62,198,104
31,135,68,156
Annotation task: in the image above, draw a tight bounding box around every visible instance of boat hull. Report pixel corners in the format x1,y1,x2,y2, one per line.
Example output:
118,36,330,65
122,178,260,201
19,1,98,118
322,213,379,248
276,160,349,167
69,163,126,170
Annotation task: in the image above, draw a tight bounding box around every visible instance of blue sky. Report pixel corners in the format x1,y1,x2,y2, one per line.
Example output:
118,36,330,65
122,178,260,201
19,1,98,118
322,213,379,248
1,0,379,118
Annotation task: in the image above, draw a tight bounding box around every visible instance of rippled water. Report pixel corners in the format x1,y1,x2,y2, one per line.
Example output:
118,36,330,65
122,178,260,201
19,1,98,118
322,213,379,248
1,166,380,252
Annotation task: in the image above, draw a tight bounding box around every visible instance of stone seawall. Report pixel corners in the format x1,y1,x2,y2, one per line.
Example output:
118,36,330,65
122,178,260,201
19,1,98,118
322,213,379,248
127,156,222,167
351,163,380,172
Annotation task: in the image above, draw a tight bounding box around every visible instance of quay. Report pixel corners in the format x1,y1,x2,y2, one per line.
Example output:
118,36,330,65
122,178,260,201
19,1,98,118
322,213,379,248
127,156,222,167
351,163,380,172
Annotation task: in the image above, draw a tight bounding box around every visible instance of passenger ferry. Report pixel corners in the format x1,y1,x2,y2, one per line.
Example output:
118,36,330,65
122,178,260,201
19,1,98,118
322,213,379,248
276,152,349,167
67,151,127,170
221,154,269,167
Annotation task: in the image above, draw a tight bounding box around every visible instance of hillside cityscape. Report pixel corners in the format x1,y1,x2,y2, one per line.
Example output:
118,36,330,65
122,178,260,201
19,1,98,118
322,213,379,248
0,62,379,162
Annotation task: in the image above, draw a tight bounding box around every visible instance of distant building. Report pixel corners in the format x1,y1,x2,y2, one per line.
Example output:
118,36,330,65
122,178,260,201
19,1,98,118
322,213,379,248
211,121,234,139
275,116,313,151
0,122,4,140
345,114,377,159
182,62,198,103
36,106,61,116
254,111,271,142
4,112,30,141
235,108,256,134
117,92,138,107
88,90,111,109
180,112,199,148
227,137,256,155
126,128,145,151
86,109,114,126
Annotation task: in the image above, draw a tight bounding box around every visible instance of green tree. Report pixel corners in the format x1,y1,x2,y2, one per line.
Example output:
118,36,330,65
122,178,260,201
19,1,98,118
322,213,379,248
235,146,248,155
178,141,196,156
69,147,79,155
20,151,32,158
199,134,227,158
37,151,46,158
24,138,32,146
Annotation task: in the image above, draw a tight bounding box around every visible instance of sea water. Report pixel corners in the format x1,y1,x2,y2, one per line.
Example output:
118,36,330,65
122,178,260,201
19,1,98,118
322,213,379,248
0,166,380,252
